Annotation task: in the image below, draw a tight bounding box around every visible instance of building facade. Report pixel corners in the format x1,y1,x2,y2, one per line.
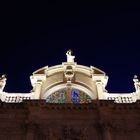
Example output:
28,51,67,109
0,50,140,140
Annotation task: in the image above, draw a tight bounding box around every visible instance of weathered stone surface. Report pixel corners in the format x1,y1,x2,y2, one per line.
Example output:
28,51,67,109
0,100,140,140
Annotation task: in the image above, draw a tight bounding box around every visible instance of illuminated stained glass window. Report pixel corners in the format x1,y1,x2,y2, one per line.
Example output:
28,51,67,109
46,89,66,103
71,88,92,104
46,88,92,103
71,89,80,103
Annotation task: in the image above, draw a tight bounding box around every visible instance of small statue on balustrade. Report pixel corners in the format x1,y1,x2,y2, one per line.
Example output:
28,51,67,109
0,74,7,92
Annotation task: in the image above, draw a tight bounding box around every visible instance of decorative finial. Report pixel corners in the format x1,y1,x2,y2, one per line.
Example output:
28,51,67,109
66,49,75,62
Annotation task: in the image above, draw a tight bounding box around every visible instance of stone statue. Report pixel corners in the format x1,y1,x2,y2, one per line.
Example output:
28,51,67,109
0,74,7,92
133,75,140,91
66,50,75,63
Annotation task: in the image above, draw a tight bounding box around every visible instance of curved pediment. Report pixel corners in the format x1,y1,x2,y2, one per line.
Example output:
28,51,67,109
29,50,108,103
33,64,105,76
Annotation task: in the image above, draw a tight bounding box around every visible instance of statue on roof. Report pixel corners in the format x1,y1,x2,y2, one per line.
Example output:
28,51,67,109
0,74,7,92
66,49,75,63
133,75,140,92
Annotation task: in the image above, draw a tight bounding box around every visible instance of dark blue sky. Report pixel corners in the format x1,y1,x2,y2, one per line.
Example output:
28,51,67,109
0,2,140,93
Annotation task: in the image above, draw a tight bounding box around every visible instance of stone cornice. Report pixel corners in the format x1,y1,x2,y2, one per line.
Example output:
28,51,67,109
0,100,140,111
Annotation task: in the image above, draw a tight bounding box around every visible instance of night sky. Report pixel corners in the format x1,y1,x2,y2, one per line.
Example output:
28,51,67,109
0,2,140,93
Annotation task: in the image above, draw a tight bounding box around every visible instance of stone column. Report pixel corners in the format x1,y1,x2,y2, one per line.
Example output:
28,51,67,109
96,81,106,100
34,83,42,99
30,75,46,99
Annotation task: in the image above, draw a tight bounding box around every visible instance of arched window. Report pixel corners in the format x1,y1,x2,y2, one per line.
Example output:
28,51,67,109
46,88,92,104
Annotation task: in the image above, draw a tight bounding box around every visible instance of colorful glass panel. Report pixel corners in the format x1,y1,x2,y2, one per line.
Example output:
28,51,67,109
46,89,66,103
71,89,80,103
46,88,92,103
71,88,92,103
